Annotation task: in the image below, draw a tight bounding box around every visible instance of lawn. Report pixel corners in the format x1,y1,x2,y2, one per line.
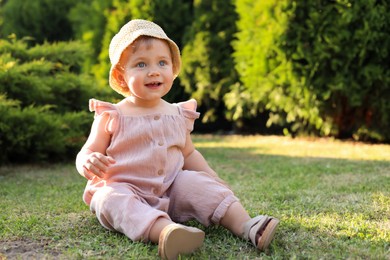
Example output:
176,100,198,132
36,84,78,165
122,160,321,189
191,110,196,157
0,135,389,259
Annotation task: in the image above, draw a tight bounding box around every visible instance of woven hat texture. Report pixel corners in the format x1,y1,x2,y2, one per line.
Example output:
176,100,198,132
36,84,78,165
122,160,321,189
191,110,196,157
108,19,181,97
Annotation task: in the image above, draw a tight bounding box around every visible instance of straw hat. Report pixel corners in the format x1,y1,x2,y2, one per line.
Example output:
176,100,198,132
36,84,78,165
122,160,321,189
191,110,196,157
108,19,181,97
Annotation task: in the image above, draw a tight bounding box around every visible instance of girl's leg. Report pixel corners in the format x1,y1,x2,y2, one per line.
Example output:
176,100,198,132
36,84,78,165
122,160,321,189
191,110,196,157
169,170,279,251
149,217,175,243
168,170,239,227
219,197,280,251
90,183,170,242
220,201,251,237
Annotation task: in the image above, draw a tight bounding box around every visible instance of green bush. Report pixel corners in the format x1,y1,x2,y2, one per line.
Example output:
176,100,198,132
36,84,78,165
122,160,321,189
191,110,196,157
0,0,79,43
0,96,91,163
2,0,389,142
0,37,96,163
230,0,390,141
180,0,238,125
68,0,111,69
0,37,94,112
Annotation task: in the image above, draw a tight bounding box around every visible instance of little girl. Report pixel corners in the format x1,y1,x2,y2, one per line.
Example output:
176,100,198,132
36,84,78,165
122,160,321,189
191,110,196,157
76,19,279,259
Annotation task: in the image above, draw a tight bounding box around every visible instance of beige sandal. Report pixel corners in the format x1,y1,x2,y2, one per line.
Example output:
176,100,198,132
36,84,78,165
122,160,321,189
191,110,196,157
158,224,205,260
243,215,279,251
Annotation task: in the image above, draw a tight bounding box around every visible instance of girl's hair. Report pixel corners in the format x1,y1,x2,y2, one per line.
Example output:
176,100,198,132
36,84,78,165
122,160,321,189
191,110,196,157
129,35,155,53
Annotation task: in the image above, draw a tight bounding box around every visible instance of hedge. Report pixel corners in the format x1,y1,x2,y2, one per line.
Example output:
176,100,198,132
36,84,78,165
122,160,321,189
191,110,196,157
229,0,390,141
0,37,96,163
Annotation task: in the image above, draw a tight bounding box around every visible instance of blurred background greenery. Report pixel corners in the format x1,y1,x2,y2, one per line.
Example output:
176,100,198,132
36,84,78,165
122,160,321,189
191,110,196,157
0,0,389,163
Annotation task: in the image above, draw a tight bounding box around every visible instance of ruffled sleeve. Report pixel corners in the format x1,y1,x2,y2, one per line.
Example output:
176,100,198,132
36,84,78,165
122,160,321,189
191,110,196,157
89,99,119,134
177,99,200,132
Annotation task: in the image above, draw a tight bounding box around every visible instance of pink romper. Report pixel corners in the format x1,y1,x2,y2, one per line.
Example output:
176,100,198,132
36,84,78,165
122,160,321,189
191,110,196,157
83,99,238,242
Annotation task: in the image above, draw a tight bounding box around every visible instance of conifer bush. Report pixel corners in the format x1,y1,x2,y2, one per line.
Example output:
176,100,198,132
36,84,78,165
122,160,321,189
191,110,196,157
0,0,78,43
0,37,96,163
180,0,238,127
0,96,90,162
1,0,389,142
230,0,390,141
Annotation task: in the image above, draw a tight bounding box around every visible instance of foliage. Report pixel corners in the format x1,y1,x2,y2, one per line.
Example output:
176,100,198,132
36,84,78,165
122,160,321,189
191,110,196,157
228,0,297,128
67,0,113,75
0,97,91,163
1,0,390,143
0,37,95,111
0,37,96,163
231,0,390,141
0,0,79,43
285,0,390,141
180,0,238,125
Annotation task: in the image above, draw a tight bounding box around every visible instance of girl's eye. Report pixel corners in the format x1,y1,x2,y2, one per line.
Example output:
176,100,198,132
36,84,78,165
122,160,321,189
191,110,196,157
136,62,146,68
159,60,167,66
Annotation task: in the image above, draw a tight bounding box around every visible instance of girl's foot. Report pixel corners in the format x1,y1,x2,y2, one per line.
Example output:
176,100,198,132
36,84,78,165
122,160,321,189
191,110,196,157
243,215,279,251
158,224,205,260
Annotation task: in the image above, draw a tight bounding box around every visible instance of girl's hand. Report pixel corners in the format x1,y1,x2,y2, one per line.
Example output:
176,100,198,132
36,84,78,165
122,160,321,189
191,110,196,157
82,152,116,180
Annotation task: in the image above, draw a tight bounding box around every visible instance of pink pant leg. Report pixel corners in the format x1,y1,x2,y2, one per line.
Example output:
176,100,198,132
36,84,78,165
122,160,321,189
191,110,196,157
90,183,170,242
167,170,239,226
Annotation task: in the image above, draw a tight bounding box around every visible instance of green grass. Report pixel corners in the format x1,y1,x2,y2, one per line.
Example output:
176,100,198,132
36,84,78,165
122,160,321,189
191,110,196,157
1,135,389,259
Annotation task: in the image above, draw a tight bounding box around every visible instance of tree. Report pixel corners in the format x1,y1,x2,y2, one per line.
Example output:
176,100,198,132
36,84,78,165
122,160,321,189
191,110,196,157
68,0,113,71
231,0,390,141
0,0,79,43
180,0,238,128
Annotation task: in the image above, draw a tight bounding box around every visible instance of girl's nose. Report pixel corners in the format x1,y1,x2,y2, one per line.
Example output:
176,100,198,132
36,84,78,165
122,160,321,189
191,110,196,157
148,68,160,76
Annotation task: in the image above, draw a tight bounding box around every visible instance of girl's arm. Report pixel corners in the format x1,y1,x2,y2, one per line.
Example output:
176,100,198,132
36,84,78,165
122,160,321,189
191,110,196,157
76,113,115,180
182,133,218,178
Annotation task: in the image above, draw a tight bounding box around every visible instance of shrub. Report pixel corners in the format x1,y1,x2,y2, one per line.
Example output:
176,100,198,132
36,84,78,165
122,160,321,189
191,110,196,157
230,0,390,141
0,37,94,112
0,0,79,43
0,37,96,163
0,96,91,163
180,0,238,126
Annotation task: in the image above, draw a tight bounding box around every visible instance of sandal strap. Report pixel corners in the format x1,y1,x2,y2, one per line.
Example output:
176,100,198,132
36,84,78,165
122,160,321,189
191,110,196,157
243,215,270,246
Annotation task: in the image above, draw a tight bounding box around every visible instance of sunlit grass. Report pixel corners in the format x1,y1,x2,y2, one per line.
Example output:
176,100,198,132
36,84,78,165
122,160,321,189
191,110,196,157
194,135,390,161
0,135,389,259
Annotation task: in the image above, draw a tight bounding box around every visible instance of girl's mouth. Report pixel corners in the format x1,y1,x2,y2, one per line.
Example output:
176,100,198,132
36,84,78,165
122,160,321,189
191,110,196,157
145,82,162,88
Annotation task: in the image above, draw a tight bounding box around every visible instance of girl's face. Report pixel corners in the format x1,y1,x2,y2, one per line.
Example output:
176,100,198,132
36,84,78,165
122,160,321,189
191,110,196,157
118,38,174,106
